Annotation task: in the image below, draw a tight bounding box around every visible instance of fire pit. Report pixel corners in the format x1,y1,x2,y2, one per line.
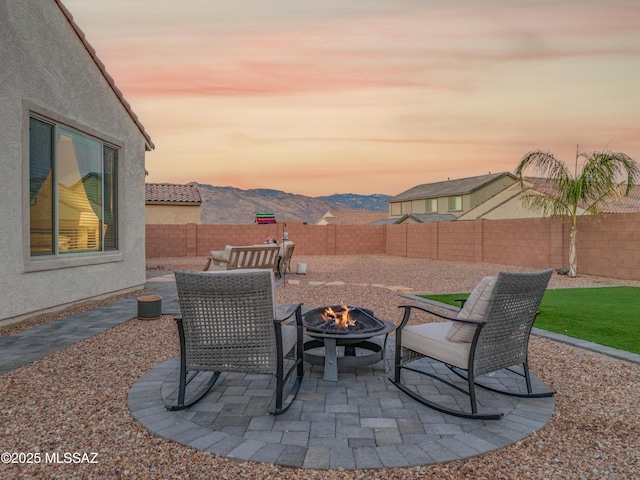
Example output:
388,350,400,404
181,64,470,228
302,304,395,382
304,304,385,334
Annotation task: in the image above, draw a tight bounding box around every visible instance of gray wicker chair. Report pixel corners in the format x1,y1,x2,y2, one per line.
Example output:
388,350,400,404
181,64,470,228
391,269,554,420
169,269,304,414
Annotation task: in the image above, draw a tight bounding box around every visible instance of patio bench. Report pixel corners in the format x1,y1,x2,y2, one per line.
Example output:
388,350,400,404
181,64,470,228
203,244,279,271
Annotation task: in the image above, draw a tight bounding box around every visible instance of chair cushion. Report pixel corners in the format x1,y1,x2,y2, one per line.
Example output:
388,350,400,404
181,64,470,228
402,322,470,369
446,276,497,343
279,241,294,256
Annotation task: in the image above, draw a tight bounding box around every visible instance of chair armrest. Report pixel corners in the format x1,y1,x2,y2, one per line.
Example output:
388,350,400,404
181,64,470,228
455,298,468,308
398,304,459,322
396,304,485,331
275,303,303,325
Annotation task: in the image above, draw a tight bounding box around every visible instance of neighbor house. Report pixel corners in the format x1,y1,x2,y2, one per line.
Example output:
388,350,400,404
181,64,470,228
315,210,388,225
457,177,640,220
387,172,518,220
145,183,202,224
0,0,153,324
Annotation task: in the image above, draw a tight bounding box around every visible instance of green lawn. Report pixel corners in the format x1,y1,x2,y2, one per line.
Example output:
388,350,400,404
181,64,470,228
419,287,640,354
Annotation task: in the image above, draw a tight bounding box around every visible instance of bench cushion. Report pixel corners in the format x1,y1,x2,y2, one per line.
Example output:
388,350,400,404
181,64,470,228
210,245,233,263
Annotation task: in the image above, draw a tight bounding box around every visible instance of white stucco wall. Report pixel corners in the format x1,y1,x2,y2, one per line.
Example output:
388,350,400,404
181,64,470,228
0,0,149,322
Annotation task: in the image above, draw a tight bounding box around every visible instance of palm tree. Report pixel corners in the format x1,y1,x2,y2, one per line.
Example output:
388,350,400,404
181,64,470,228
515,147,639,277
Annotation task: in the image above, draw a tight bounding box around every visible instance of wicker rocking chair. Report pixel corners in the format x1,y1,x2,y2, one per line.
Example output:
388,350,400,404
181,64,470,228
391,269,554,420
168,269,304,415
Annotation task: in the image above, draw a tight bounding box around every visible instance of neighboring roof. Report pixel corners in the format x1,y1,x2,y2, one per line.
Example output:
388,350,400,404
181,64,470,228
370,213,456,224
389,172,516,203
526,178,640,214
54,1,154,151
403,213,457,223
316,210,389,225
603,186,640,213
145,183,202,204
459,177,640,220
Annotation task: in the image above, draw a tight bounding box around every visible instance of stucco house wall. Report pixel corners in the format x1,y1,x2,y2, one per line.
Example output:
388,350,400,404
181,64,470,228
467,176,518,211
0,1,152,323
458,182,588,221
145,205,202,224
458,183,541,220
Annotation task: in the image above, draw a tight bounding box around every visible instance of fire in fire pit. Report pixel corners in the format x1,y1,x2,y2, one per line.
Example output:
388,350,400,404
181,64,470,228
303,303,385,334
322,302,356,330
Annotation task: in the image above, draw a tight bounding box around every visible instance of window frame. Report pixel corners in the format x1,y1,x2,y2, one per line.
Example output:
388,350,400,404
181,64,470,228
448,195,463,212
23,103,125,272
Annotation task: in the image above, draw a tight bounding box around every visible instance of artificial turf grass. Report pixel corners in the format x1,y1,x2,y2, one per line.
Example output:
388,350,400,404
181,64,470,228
419,286,640,355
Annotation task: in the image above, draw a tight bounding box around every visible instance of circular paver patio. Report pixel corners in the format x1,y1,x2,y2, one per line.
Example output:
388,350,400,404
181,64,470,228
128,342,554,471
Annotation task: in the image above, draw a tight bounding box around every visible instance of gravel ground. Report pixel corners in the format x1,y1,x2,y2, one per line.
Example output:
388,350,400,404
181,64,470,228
1,255,639,479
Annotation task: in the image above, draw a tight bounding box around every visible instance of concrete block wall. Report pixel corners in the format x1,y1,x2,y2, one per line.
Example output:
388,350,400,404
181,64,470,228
435,221,476,263
146,224,189,258
145,213,640,280
482,217,554,269
334,225,386,255
290,225,334,255
385,224,407,257
195,224,280,256
406,223,435,259
576,212,640,279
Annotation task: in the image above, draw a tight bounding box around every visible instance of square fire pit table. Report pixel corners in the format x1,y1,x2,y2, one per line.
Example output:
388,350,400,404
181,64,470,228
302,305,395,382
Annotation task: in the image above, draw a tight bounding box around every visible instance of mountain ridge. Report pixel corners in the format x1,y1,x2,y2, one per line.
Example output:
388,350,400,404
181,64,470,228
193,183,391,224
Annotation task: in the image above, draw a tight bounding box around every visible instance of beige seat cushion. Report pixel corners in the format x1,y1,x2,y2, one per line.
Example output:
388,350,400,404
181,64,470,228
402,322,471,369
446,276,497,343
210,245,233,262
279,241,294,256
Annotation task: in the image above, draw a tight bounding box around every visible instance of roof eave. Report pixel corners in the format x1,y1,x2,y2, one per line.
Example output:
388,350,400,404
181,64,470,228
146,201,202,206
55,0,154,151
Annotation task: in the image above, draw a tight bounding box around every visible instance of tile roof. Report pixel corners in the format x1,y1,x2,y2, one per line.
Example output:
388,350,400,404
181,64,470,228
316,210,389,225
370,213,456,224
145,183,202,204
54,1,154,151
603,186,640,213
389,172,516,202
526,178,640,214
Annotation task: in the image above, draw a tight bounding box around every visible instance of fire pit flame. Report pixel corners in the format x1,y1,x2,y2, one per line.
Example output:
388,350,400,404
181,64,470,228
303,304,385,335
321,301,356,330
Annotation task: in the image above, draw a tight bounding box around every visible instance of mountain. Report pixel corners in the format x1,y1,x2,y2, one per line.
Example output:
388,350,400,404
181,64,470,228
194,183,391,224
316,193,391,211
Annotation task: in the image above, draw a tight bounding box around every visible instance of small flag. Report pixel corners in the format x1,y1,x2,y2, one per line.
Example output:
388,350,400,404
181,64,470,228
256,213,276,224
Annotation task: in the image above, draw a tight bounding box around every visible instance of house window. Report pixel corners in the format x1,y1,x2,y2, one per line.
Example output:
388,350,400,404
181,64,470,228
426,198,437,213
448,196,463,212
29,116,118,256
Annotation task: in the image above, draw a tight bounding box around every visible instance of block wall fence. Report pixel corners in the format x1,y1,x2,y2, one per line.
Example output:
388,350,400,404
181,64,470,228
145,213,640,280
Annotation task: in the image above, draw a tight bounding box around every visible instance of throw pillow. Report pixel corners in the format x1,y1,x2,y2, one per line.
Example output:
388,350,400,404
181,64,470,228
446,276,497,343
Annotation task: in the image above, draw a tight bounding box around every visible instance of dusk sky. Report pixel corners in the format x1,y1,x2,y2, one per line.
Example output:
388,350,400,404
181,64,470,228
62,0,640,197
